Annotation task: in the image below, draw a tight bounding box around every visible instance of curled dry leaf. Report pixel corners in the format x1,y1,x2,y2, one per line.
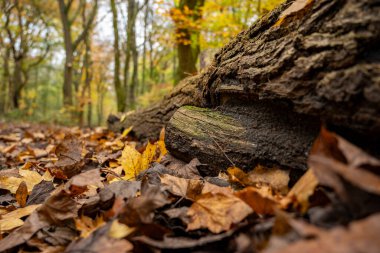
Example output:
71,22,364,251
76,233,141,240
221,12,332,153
50,134,84,179
160,174,232,200
227,166,289,194
280,169,319,213
15,181,28,207
235,186,280,215
187,192,252,233
309,128,380,200
67,169,104,195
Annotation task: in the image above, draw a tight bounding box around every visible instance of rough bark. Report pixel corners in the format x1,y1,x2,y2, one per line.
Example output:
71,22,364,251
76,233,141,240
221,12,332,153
109,0,380,171
108,76,205,139
166,104,320,171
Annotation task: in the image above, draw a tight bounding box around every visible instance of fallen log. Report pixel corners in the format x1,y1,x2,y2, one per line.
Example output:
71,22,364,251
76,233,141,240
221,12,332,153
166,104,320,172
109,0,380,171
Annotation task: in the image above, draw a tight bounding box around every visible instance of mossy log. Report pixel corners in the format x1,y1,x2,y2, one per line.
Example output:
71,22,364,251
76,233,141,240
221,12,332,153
109,0,380,171
166,104,320,172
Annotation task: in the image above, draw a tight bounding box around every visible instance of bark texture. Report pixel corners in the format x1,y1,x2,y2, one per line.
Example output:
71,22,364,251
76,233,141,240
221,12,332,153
109,0,380,171
108,76,205,140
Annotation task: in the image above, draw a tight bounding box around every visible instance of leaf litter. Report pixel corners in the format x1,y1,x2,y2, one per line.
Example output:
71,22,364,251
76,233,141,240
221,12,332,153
0,123,380,252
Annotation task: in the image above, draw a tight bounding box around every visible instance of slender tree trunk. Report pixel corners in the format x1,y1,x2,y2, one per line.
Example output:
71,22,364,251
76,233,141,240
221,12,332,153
58,0,74,106
141,1,150,95
0,48,11,113
110,0,126,112
125,0,138,109
174,0,205,83
12,57,23,109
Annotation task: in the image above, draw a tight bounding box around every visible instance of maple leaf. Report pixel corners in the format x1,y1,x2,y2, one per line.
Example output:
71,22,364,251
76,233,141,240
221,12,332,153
187,192,252,233
120,144,142,180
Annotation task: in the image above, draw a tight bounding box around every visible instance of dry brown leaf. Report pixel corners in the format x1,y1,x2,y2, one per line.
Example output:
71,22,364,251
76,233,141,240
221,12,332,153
160,174,231,200
228,166,289,194
235,186,279,215
51,134,84,179
187,192,252,233
265,213,380,253
15,181,28,207
274,0,314,26
280,169,318,212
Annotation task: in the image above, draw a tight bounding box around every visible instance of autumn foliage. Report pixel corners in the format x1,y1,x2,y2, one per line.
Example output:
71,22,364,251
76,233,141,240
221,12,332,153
0,123,379,252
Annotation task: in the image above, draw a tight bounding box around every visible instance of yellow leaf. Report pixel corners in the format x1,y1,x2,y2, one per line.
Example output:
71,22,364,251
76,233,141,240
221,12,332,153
187,192,252,233
121,126,133,138
120,144,142,180
108,220,135,239
157,128,168,162
0,204,41,233
75,215,105,238
140,142,157,171
280,169,318,213
0,169,42,194
42,170,54,181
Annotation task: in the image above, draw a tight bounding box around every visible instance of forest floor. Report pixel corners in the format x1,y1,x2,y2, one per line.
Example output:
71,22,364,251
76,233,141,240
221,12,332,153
0,122,380,252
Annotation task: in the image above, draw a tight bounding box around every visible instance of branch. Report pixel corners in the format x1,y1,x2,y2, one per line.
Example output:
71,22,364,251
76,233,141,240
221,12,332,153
73,0,98,51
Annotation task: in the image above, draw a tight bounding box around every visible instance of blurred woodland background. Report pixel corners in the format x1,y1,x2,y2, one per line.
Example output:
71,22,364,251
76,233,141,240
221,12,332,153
0,0,283,126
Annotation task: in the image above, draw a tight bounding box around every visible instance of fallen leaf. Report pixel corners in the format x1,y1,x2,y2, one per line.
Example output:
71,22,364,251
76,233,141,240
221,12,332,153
120,144,142,180
26,181,55,205
140,142,157,171
228,166,289,194
274,0,314,26
121,126,133,138
75,215,105,238
68,169,103,195
119,186,171,226
265,213,380,253
157,128,168,162
0,169,43,193
281,169,318,212
160,174,231,200
235,186,279,215
187,192,252,233
108,219,135,239
0,204,41,233
15,181,28,207
51,134,84,179
65,224,133,253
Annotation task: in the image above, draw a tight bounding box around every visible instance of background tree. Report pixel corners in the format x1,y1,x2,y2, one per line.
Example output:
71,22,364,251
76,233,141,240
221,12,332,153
57,0,98,107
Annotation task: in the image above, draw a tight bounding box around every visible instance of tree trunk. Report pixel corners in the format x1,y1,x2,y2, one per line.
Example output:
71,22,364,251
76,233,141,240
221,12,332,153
58,0,74,106
173,0,205,83
11,57,23,109
110,0,126,112
109,0,380,172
